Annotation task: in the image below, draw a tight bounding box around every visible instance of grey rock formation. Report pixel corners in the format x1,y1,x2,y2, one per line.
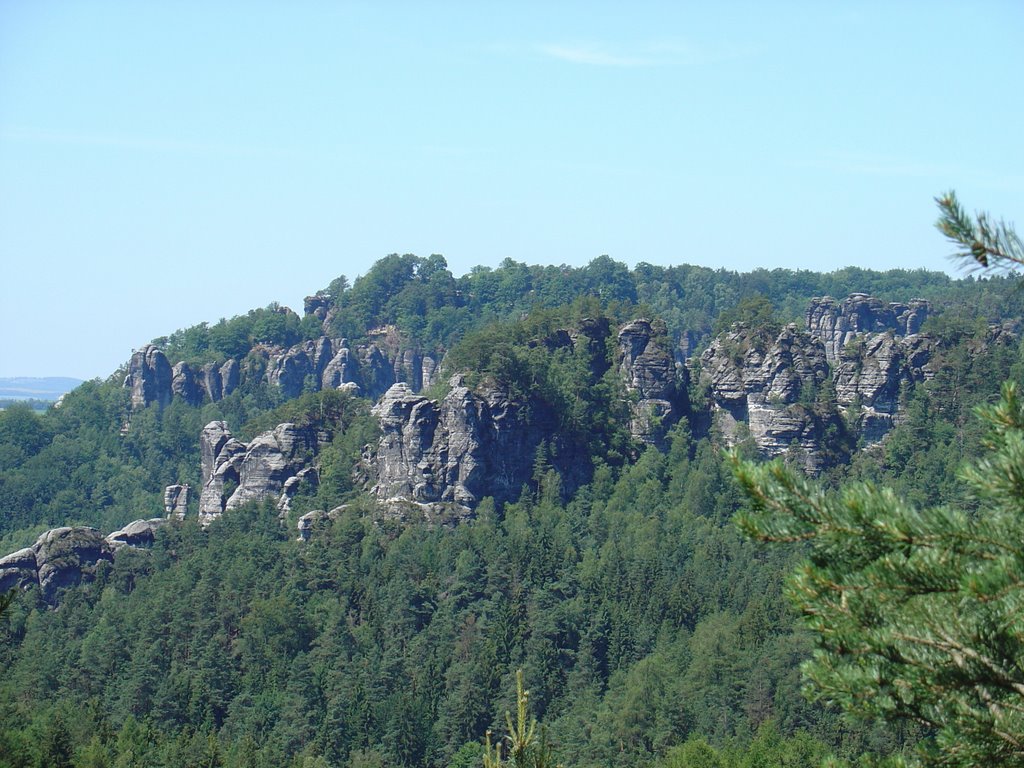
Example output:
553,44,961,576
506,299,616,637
296,505,347,541
806,294,930,363
201,362,224,403
0,521,169,600
421,355,439,390
701,324,839,473
831,332,936,443
701,294,939,471
164,484,191,518
0,548,38,593
220,358,240,398
304,294,331,321
267,339,336,398
171,362,203,406
33,527,113,602
322,341,360,390
106,519,165,549
125,345,173,410
198,421,324,524
617,319,685,444
198,421,248,522
279,467,319,514
370,376,555,515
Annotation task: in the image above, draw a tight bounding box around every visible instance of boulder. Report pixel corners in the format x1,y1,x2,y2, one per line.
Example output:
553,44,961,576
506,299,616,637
32,527,113,602
0,548,38,593
105,519,164,549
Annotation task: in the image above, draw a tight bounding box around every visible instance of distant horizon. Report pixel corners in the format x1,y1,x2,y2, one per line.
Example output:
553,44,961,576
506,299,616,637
3,3,1020,379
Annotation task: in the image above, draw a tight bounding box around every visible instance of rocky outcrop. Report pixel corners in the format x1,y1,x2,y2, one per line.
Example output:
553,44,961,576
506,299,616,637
370,375,560,517
198,421,324,524
617,319,686,445
701,294,940,471
296,505,347,541
701,324,841,473
0,521,168,602
125,343,240,411
830,332,937,443
164,484,191,518
806,294,930,363
125,345,173,410
171,362,202,406
267,338,336,398
106,519,165,549
304,294,331,322
0,548,39,595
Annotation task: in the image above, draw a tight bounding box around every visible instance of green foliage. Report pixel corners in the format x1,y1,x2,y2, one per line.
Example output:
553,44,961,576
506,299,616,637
483,670,559,768
936,190,1024,272
733,382,1024,766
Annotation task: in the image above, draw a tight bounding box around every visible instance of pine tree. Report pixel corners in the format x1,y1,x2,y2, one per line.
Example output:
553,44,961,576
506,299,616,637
483,670,560,768
733,195,1024,766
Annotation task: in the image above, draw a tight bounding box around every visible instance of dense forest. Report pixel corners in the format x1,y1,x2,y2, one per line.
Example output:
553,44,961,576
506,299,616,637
1,252,1023,767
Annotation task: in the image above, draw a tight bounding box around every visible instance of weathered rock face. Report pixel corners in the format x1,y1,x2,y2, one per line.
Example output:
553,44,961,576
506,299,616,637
106,519,165,549
701,294,939,471
126,344,240,411
171,362,202,406
0,548,39,594
267,339,336,399
33,527,114,602
0,522,166,601
164,484,191,518
830,332,937,443
617,319,687,445
370,375,562,517
806,294,930,363
198,421,323,524
125,345,173,410
304,294,331,321
701,324,840,473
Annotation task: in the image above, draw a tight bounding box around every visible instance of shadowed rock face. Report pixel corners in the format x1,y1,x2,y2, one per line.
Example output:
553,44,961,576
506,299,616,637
700,294,939,472
125,345,173,410
0,521,167,603
106,519,164,549
33,527,113,601
371,376,557,518
0,547,39,594
164,484,191,519
617,319,687,445
198,421,323,525
806,294,930,363
369,318,686,514
127,347,239,411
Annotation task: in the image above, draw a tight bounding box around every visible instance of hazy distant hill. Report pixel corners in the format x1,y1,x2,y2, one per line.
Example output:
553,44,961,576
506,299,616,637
0,376,83,400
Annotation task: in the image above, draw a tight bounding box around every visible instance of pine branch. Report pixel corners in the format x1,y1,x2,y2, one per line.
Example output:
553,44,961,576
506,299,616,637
936,191,1024,273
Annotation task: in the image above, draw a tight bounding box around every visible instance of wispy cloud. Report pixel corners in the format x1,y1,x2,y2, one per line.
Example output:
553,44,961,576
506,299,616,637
539,44,653,68
536,39,755,68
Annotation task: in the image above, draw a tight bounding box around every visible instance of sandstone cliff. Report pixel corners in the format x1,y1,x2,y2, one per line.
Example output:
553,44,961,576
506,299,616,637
700,294,938,471
198,421,324,525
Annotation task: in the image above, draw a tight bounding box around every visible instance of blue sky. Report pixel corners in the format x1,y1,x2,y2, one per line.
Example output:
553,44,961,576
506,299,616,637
2,2,1022,379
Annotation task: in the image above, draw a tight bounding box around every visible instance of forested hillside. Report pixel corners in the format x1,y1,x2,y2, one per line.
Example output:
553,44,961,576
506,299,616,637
1,255,1022,767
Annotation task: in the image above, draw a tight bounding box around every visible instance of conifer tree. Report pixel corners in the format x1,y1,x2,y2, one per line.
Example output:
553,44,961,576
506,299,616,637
483,670,560,768
733,196,1024,766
